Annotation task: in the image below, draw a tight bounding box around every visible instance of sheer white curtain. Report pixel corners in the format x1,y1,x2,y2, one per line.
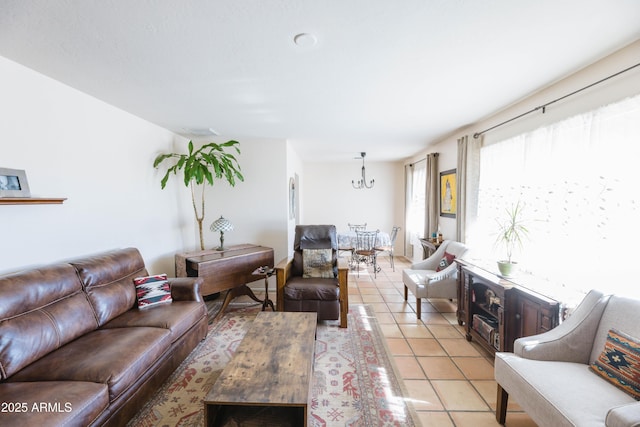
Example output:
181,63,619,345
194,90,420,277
424,153,439,242
457,135,481,243
406,160,426,259
469,93,640,297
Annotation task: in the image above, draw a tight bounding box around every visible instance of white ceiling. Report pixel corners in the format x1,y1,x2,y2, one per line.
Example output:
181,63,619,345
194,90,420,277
1,1,639,162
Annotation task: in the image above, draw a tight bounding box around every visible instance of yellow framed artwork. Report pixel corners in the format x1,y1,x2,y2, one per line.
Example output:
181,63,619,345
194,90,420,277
440,169,456,218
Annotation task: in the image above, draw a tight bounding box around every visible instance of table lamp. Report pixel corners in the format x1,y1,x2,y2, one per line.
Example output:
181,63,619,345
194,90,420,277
210,216,234,251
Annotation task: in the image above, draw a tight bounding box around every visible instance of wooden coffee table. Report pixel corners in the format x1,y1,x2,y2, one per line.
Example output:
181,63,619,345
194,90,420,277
204,311,317,426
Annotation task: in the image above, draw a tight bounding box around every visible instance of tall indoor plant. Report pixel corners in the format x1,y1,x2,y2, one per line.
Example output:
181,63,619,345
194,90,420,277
494,200,528,277
154,140,243,250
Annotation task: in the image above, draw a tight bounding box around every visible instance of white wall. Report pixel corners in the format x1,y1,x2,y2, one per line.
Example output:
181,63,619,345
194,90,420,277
5,38,637,276
0,51,388,278
476,40,640,147
0,55,293,277
192,136,291,265
0,56,195,275
405,40,640,252
284,142,304,257
302,160,405,251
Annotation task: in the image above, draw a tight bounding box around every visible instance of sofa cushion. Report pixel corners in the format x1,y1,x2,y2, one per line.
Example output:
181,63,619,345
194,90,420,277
0,381,109,427
70,248,147,326
495,353,635,427
9,327,172,402
284,277,339,301
0,264,98,379
134,274,172,308
284,299,338,320
590,328,640,399
101,301,207,343
302,248,334,278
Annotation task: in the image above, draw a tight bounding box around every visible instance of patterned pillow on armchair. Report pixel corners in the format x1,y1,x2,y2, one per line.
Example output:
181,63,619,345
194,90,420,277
436,252,456,272
302,249,334,278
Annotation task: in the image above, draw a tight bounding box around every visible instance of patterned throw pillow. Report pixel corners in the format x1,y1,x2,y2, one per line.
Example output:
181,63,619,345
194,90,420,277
590,328,640,400
134,274,172,309
436,251,456,272
302,248,334,278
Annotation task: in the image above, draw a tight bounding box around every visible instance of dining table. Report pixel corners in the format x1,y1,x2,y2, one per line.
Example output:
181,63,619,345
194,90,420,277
337,230,391,250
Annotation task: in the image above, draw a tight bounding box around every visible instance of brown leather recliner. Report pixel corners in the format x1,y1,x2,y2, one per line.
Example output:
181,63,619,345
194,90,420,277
276,225,349,328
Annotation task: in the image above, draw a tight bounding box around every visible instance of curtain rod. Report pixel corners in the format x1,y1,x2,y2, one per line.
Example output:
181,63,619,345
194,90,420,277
473,62,640,139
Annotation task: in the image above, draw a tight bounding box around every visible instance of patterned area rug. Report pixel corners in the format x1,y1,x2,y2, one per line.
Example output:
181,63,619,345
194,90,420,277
127,304,418,427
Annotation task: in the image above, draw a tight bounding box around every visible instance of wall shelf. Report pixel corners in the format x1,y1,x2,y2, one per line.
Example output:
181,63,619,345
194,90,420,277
0,197,67,205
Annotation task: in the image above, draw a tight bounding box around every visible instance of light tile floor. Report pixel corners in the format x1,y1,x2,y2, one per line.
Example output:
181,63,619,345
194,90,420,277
244,255,538,426
345,255,538,427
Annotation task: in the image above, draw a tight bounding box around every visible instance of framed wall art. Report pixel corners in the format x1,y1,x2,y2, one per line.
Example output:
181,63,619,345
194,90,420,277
0,167,31,198
440,168,456,218
289,176,297,220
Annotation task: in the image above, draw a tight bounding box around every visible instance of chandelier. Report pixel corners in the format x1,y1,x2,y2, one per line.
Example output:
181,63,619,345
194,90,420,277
352,152,374,189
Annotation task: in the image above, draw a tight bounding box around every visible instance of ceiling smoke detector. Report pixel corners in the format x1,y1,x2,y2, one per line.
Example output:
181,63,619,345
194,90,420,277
293,33,317,48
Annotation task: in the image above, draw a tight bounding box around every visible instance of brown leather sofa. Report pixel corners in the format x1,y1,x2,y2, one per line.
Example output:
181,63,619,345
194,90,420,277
0,248,208,426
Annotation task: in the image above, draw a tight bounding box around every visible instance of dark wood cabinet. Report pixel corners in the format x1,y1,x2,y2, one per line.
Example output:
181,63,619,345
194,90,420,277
455,259,560,354
515,290,557,338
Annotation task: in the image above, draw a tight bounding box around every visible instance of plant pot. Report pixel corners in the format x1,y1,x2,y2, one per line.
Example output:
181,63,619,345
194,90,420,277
497,261,518,277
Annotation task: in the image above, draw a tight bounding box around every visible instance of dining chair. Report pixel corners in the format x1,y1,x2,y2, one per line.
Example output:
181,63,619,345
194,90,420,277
354,229,380,278
340,223,367,260
340,223,367,262
375,226,401,271
347,223,367,232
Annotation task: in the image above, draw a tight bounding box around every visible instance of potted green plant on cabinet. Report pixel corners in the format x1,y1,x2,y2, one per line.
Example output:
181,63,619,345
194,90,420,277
154,140,243,250
495,200,528,277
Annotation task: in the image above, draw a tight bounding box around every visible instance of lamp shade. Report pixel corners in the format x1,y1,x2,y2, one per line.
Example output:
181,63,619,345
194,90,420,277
210,216,234,232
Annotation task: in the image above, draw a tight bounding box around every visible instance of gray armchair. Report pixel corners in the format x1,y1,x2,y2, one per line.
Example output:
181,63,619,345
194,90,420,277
402,240,469,319
495,289,640,426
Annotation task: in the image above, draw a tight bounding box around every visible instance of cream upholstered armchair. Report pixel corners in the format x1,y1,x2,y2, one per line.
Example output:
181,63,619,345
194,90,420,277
495,289,640,426
402,240,469,319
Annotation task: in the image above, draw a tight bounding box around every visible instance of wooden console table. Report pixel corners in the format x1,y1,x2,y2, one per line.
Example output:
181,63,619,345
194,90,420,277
175,244,274,319
455,259,561,354
204,311,317,426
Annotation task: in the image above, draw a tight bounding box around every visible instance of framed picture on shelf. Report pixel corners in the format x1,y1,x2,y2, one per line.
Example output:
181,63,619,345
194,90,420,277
439,168,456,218
0,167,31,198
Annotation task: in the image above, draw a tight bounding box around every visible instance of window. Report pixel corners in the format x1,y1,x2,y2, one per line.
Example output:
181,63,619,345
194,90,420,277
468,93,640,297
406,160,426,258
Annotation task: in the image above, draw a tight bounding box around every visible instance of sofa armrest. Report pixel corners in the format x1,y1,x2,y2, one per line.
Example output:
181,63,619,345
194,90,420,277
515,289,610,363
168,277,203,303
275,257,293,311
423,264,458,283
411,256,440,271
337,257,349,328
606,402,640,427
